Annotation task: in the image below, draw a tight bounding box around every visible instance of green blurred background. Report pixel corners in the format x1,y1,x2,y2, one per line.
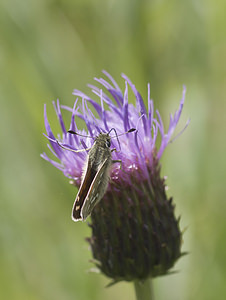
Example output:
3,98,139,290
1,0,225,299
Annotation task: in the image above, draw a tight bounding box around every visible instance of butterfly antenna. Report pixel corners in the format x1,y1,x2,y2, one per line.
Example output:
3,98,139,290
68,130,94,138
109,128,136,151
117,128,136,136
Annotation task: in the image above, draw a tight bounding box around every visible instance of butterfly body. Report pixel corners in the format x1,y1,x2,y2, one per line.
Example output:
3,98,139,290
72,133,113,222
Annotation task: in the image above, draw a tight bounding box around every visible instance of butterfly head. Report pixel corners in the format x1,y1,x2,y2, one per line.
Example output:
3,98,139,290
94,133,111,149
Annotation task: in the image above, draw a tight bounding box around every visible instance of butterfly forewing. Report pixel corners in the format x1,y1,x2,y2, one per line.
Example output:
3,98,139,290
72,159,97,221
80,158,111,220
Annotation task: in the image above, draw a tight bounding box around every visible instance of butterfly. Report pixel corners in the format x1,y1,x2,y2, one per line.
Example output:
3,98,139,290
58,128,135,221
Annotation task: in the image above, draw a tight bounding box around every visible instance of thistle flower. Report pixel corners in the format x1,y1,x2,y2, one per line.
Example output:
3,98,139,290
41,71,188,286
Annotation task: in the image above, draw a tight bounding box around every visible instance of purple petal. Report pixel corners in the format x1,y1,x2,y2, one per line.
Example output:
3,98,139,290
122,81,130,131
102,70,122,92
122,74,148,134
44,104,62,158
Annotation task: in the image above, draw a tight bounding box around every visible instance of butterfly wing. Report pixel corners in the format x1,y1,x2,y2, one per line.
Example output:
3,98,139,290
71,159,97,221
80,157,111,221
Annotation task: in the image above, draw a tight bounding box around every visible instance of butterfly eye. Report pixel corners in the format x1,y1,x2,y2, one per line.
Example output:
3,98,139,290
106,140,111,147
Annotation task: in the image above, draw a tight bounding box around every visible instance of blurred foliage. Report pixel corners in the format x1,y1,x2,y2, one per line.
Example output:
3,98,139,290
0,0,226,299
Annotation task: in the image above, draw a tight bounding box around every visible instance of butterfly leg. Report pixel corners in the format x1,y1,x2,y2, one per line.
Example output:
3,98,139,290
111,147,121,154
112,159,122,170
111,148,122,169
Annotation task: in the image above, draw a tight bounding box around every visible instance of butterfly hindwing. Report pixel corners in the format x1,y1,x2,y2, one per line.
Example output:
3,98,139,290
80,158,111,220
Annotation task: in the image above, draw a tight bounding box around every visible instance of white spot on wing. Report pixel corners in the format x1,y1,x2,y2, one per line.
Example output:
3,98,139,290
75,205,80,211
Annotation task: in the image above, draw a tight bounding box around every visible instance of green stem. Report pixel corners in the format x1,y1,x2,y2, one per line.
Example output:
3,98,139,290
134,279,154,300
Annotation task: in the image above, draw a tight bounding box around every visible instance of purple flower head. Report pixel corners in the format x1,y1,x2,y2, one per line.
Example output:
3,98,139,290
41,71,188,282
42,71,187,188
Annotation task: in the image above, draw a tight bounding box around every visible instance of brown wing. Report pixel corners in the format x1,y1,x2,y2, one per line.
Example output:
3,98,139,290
72,159,97,221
